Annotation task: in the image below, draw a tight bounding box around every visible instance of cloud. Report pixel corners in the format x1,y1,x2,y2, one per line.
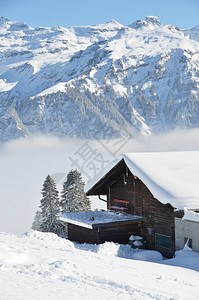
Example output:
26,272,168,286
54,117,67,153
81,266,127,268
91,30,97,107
121,128,199,152
1,128,199,234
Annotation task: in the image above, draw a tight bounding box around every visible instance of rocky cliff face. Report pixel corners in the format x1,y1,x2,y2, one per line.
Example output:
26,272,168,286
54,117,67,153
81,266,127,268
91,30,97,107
0,16,199,142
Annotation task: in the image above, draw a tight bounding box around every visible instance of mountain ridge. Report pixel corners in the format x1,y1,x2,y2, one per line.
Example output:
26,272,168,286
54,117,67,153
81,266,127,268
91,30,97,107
0,16,199,142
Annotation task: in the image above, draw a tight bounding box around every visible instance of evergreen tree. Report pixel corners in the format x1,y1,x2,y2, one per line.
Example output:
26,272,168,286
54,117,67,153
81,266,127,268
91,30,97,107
32,210,43,231
40,175,61,234
60,170,91,213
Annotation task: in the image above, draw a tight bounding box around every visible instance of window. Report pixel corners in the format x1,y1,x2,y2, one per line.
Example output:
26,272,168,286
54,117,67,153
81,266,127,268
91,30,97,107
155,233,172,249
184,237,192,248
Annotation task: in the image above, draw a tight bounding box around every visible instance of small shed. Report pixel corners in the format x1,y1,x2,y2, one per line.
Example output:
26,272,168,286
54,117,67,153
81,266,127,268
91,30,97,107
175,209,199,252
60,210,142,245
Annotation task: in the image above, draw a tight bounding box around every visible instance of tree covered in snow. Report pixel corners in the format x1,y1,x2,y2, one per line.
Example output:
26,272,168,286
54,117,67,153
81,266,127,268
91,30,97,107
32,210,43,231
60,170,91,213
39,175,61,234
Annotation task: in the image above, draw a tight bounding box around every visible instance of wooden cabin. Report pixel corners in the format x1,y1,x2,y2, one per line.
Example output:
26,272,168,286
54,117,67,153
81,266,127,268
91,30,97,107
85,152,199,258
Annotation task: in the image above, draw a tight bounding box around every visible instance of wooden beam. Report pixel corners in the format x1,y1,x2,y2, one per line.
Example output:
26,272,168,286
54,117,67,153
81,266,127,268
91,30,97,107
92,219,142,229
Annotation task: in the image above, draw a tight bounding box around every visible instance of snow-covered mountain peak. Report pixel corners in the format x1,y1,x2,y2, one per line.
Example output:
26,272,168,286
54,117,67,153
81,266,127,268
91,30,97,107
145,16,161,26
129,15,161,30
70,20,124,40
183,25,199,42
106,19,122,26
0,17,29,31
0,16,9,22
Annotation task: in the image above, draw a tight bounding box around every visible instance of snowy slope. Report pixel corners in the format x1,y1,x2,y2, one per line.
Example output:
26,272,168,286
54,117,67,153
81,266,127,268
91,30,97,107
0,230,199,300
0,16,199,142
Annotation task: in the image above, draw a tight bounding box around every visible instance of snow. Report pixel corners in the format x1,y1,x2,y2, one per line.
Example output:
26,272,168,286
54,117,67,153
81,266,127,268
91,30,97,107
60,210,141,229
86,151,199,210
129,235,143,241
112,84,127,97
133,240,144,247
31,82,67,98
161,244,199,272
0,230,199,299
132,250,163,262
182,208,199,222
0,79,18,92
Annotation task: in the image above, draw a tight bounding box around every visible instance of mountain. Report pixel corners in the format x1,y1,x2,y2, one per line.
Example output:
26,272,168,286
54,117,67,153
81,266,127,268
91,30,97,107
183,25,199,42
0,16,199,142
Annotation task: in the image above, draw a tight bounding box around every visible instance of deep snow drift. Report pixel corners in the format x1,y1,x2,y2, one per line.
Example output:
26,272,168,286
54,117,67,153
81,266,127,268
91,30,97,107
0,230,199,300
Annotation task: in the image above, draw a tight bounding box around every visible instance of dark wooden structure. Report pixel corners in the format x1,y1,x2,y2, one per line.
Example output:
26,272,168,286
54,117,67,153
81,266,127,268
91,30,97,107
67,219,141,245
87,159,176,257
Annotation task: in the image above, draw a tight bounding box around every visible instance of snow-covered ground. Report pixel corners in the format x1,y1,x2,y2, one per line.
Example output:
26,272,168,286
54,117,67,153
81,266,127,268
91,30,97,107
0,230,199,300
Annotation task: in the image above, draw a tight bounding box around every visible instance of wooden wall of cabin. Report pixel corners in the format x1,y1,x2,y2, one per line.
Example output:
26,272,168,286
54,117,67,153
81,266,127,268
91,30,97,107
67,222,141,245
68,223,98,244
108,172,175,257
98,222,141,244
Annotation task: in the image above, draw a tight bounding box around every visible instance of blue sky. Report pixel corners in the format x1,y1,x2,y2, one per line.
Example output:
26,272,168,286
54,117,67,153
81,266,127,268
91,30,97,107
0,0,199,29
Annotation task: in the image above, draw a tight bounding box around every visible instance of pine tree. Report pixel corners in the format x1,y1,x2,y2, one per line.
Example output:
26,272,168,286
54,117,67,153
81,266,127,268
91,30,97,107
40,175,61,234
60,170,91,213
32,210,43,231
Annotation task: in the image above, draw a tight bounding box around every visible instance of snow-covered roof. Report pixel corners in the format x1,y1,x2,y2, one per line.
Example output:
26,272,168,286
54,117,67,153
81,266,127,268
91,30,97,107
182,208,199,223
60,210,141,229
85,151,199,210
